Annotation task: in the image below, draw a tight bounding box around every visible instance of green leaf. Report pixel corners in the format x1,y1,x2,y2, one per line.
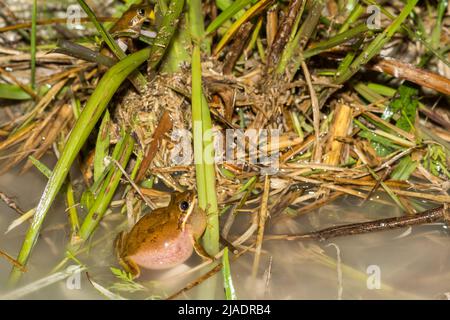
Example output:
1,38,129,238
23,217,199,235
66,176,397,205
383,84,419,132
109,267,145,293
31,0,37,89
27,156,52,178
78,133,134,242
81,190,95,211
390,156,417,180
0,84,32,100
222,247,237,300
423,144,450,178
206,0,252,34
356,130,399,156
110,267,133,282
94,110,111,183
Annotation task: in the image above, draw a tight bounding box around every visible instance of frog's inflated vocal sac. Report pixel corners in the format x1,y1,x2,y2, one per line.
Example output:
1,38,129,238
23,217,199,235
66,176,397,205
115,192,207,278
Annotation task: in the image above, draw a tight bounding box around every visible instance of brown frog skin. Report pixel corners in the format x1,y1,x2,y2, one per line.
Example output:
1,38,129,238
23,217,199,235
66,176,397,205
115,192,208,278
100,3,155,58
109,3,154,36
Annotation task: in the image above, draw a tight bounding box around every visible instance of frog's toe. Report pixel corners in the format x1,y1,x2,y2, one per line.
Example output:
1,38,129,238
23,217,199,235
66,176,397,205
120,257,141,279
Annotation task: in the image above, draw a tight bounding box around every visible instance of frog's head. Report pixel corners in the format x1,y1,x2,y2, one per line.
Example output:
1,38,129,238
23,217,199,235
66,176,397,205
170,191,196,214
126,3,156,32
170,191,206,239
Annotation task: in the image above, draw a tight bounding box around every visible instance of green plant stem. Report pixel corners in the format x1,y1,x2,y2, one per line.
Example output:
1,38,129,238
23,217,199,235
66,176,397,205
190,0,219,256
206,0,253,34
77,133,134,244
30,0,37,89
338,2,363,33
222,247,237,300
94,110,111,183
303,23,371,60
148,0,185,73
66,182,80,239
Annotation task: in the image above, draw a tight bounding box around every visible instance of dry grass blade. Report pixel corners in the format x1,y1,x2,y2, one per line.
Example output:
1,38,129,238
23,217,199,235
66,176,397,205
371,58,450,96
166,263,223,300
135,110,173,183
267,0,304,69
0,191,24,214
301,61,321,162
0,249,26,272
252,175,270,278
21,104,72,172
324,103,352,165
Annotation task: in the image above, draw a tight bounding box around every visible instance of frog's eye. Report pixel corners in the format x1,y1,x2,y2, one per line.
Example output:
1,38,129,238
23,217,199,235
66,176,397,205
136,8,146,17
179,200,190,212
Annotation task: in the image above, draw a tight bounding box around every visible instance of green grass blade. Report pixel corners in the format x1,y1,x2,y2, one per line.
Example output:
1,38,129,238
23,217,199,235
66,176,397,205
222,247,237,300
66,182,80,239
206,0,252,34
27,156,52,178
77,133,134,243
76,0,125,60
0,84,32,100
303,23,371,59
391,156,417,180
94,110,111,183
338,3,364,33
431,0,447,49
190,0,220,256
148,0,185,72
216,0,234,11
30,0,37,89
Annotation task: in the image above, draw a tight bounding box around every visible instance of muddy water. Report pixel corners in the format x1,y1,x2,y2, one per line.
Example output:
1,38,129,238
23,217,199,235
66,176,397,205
0,164,449,299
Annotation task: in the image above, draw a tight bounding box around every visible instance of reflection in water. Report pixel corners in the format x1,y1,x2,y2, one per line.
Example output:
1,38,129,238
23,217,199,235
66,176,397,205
1,166,449,299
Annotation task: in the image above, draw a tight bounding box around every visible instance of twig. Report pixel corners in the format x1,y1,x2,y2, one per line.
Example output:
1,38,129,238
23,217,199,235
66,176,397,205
223,22,253,75
267,205,447,241
0,249,26,272
166,263,223,300
267,0,304,69
301,61,321,162
0,191,23,215
109,158,155,209
370,58,450,96
0,17,116,33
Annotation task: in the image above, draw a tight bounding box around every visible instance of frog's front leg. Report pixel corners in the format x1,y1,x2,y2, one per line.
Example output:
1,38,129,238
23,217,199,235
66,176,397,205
192,237,214,262
114,231,141,278
120,256,141,279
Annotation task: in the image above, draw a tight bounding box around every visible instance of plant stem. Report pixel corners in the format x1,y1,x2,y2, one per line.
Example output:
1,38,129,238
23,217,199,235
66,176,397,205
77,133,134,243
189,0,219,256
30,0,37,89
